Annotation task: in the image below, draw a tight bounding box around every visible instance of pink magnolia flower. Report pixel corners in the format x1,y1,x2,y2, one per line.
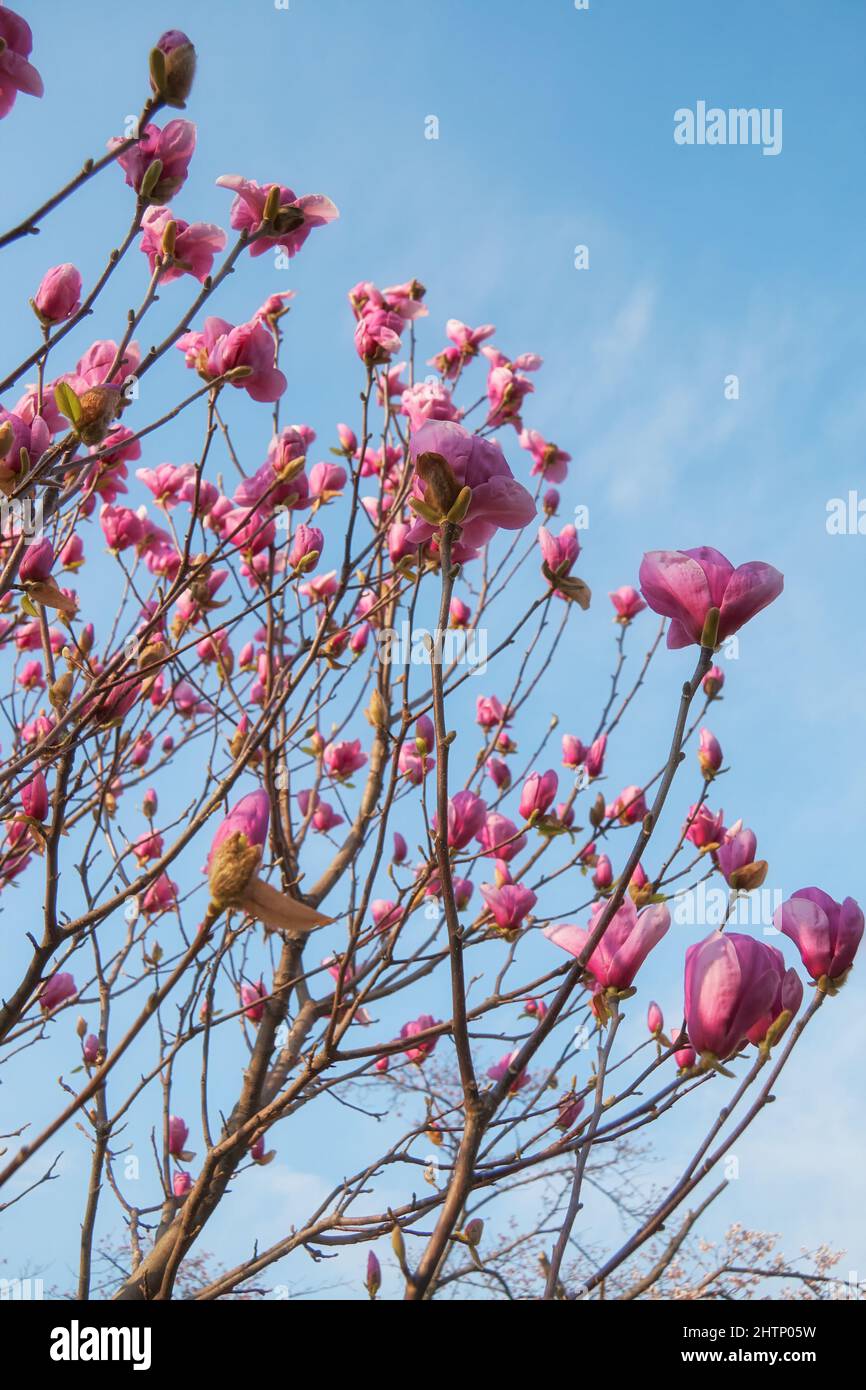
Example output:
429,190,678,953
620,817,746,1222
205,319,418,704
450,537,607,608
400,1014,440,1064
82,1034,99,1066
392,832,408,864
556,1094,585,1130
543,487,560,515
672,1028,696,1070
592,854,613,891
309,461,346,504
745,948,803,1046
241,978,267,1024
60,535,84,569
401,380,461,430
561,735,586,770
545,899,671,991
523,998,548,1022
406,420,535,562
585,734,607,779
142,874,177,917
354,307,404,364
299,570,337,604
647,1000,664,1036
371,900,404,934
485,756,511,790
19,537,54,584
324,739,367,781
254,291,295,326
476,694,509,729
428,319,495,377
21,771,48,821
487,1050,530,1094
519,769,558,820
716,827,759,886
609,586,646,622
215,175,338,258
450,596,471,628
480,882,537,932
477,812,526,862
296,789,344,833
0,7,43,119
140,206,226,284
519,429,571,482
110,119,196,204
168,1115,189,1158
639,547,784,650
40,971,77,1014
440,789,487,850
336,423,357,453
684,931,782,1061
100,503,144,553
485,362,535,431
539,524,579,579
383,279,427,320
173,1171,193,1198
133,831,163,864
684,803,725,850
33,264,82,324
698,727,722,777
136,462,195,508
773,887,864,983
0,407,50,475
18,658,44,691
288,524,323,570
207,789,269,868
177,316,286,402
607,785,647,826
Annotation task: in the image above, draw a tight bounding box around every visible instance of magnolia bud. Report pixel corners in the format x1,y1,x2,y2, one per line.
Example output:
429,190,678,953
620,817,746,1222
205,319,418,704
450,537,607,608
150,31,197,107
463,1218,484,1247
390,1223,406,1266
75,387,122,446
414,451,461,519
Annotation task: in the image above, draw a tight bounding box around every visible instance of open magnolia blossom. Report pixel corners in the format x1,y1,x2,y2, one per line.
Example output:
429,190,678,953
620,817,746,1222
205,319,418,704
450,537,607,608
0,15,857,1313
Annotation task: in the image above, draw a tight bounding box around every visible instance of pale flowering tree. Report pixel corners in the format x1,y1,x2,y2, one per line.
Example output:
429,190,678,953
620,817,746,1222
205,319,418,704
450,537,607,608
0,14,862,1305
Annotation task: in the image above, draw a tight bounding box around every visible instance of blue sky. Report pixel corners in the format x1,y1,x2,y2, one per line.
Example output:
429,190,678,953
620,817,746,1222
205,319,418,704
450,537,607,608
1,0,864,1298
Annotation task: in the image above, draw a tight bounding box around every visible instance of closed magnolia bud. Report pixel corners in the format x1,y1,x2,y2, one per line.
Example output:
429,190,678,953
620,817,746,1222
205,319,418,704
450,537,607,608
142,787,158,818
75,1015,88,1039
49,671,74,709
463,1218,484,1247
365,688,387,730
391,1223,406,1265
589,791,605,828
697,727,722,778
150,30,197,107
33,263,83,325
75,387,122,446
647,1000,664,1036
703,664,725,698
365,1250,381,1299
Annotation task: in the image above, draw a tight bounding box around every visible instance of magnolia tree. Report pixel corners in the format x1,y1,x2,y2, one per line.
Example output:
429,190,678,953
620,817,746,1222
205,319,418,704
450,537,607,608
0,14,862,1304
